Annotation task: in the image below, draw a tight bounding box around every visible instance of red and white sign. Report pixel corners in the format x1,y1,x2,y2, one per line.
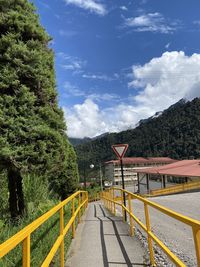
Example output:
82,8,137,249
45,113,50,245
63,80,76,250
112,144,128,159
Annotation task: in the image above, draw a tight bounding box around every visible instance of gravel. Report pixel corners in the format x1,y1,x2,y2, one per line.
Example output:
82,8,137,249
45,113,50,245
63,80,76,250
116,191,200,266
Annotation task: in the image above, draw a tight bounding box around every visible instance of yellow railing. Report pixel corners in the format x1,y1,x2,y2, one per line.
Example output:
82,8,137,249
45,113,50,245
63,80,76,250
101,187,200,267
0,190,88,267
150,180,200,197
88,192,100,202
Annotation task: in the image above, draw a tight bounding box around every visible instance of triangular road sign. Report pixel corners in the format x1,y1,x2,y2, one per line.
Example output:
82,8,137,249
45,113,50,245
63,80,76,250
112,144,128,159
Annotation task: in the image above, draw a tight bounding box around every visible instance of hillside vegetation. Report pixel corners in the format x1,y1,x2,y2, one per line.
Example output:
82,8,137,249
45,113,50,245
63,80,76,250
75,98,200,178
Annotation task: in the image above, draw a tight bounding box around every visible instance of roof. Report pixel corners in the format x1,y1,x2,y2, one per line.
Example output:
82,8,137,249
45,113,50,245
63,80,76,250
136,160,200,178
105,157,176,165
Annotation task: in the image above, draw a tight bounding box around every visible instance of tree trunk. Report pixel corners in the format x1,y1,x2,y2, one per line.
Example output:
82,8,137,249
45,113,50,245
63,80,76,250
8,170,18,219
8,167,25,219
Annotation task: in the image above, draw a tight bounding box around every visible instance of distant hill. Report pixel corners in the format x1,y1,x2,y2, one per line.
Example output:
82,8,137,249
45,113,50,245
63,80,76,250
74,98,200,178
69,132,110,146
69,137,91,146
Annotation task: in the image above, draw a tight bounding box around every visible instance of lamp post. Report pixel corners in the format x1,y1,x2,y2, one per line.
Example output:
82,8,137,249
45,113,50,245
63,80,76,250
84,163,94,190
99,163,103,191
88,163,103,191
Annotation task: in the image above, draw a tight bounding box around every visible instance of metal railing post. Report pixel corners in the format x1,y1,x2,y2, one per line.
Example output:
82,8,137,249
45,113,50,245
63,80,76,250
107,191,109,209
78,193,81,223
86,191,89,207
83,192,86,211
22,235,30,267
113,188,116,216
192,226,200,267
128,194,134,236
59,207,64,267
109,189,112,211
72,198,75,238
121,189,125,222
144,203,155,266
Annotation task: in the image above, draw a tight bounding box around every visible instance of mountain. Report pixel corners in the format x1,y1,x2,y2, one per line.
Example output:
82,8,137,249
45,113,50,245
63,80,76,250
74,98,200,179
69,132,110,146
69,137,91,146
138,98,187,126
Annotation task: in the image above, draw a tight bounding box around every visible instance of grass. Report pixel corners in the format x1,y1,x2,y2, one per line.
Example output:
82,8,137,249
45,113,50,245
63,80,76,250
0,175,85,266
87,185,101,202
0,200,76,267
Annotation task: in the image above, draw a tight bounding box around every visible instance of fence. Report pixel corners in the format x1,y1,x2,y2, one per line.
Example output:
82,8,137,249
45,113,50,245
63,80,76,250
149,180,200,197
101,187,200,267
0,190,88,267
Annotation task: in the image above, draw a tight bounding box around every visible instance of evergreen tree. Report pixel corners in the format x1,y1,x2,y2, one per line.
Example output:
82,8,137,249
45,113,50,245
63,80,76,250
0,0,78,219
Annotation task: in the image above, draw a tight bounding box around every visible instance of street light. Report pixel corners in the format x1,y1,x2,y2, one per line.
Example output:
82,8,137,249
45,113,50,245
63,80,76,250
84,163,94,190
99,163,103,191
88,163,103,191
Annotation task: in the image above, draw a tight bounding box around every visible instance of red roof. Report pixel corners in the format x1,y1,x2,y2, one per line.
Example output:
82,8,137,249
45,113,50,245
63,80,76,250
105,157,176,165
136,160,200,177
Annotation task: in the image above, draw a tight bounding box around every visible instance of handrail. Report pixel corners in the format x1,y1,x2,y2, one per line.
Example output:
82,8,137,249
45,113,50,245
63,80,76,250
149,180,200,196
0,190,88,266
101,187,200,267
88,192,100,202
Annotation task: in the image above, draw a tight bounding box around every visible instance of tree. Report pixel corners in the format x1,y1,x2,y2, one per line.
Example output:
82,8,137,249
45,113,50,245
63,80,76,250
0,0,79,219
50,144,79,200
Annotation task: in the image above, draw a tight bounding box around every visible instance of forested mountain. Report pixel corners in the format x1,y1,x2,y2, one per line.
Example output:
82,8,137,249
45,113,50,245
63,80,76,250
69,137,92,146
69,133,110,146
75,98,200,179
0,0,79,219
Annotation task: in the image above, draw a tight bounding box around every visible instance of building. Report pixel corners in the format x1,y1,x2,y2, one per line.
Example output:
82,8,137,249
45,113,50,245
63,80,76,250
136,159,200,194
104,157,176,186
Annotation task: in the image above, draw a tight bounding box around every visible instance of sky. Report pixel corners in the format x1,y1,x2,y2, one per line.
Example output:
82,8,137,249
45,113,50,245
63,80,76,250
31,0,200,138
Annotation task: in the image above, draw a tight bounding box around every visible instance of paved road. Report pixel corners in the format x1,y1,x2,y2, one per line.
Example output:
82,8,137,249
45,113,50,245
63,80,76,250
66,202,149,267
116,192,200,266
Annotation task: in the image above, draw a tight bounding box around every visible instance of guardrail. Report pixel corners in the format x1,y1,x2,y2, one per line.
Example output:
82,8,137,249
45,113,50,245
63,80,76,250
0,190,88,267
149,180,200,197
101,187,200,267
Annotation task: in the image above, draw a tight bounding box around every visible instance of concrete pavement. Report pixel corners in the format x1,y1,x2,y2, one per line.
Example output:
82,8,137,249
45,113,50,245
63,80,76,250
65,202,149,267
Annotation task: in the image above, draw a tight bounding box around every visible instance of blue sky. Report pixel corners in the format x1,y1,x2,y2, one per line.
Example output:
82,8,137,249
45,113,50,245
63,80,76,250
32,0,200,138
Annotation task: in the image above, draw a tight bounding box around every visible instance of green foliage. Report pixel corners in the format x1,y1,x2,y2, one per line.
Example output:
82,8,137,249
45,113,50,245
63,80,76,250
0,202,72,267
23,174,49,208
0,171,9,219
0,0,79,219
75,98,200,175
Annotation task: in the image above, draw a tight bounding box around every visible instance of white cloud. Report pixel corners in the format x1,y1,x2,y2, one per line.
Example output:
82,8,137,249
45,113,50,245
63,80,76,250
120,6,128,11
58,30,78,37
64,0,107,15
88,93,120,102
63,82,85,97
193,20,200,26
63,99,107,138
64,51,200,138
39,1,51,9
165,42,171,49
129,51,200,110
57,52,86,72
124,13,178,33
64,98,153,138
82,73,118,81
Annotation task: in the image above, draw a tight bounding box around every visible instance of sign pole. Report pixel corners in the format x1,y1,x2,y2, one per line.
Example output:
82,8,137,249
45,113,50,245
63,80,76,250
120,158,127,221
112,144,129,222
